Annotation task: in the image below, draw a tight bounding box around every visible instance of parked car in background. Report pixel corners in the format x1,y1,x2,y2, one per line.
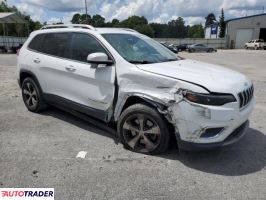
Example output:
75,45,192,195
176,44,191,51
188,44,217,53
245,39,265,50
160,42,178,53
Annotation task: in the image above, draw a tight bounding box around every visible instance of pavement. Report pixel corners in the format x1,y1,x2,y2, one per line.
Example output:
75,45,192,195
0,50,266,199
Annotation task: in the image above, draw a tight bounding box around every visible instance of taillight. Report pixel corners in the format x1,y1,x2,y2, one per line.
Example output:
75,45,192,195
16,49,20,56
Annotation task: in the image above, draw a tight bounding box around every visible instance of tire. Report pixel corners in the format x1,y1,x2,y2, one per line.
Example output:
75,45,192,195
254,46,258,50
189,49,195,53
117,103,170,155
207,48,213,53
21,77,47,113
245,45,248,49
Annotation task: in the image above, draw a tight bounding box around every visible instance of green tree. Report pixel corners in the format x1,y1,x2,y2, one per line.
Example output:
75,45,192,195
205,13,216,27
91,14,105,27
134,24,154,37
219,8,226,38
80,14,91,24
71,13,81,24
111,19,120,27
167,17,188,38
150,23,169,38
120,15,148,29
188,24,204,38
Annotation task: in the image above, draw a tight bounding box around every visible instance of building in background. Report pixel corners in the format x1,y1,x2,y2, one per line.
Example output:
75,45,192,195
226,13,266,49
204,13,266,49
0,12,27,52
205,22,220,39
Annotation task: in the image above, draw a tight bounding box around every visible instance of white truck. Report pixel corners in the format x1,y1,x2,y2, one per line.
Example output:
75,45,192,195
245,39,265,50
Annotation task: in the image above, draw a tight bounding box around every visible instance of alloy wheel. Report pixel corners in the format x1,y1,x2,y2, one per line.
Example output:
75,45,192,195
122,113,161,153
23,82,38,109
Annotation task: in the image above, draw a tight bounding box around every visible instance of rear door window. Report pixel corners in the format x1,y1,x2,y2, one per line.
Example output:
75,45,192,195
70,33,107,62
40,33,71,59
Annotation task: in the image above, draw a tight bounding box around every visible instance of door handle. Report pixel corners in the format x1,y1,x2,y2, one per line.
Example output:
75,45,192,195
65,66,76,72
33,58,40,63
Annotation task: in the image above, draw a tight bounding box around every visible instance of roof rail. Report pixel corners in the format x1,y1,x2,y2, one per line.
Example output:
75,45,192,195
119,28,138,33
41,24,96,30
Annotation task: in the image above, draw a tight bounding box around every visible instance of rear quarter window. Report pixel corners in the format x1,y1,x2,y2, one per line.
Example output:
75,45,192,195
28,34,45,51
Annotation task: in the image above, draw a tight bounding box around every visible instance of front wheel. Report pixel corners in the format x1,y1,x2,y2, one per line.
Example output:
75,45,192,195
118,104,170,154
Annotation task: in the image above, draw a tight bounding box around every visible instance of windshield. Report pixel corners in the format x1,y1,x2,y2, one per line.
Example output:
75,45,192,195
102,33,179,64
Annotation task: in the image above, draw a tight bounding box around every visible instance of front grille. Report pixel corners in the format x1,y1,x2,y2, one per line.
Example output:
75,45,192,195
238,85,254,109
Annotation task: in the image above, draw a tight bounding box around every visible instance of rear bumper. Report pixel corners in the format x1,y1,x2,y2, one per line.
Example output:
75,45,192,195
177,121,249,151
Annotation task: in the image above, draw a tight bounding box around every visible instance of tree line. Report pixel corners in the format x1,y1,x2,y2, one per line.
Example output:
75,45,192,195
71,13,205,38
0,1,225,39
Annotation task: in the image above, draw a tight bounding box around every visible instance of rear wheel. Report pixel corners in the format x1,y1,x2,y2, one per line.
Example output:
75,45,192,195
118,104,170,154
21,77,47,113
254,45,258,50
207,48,213,53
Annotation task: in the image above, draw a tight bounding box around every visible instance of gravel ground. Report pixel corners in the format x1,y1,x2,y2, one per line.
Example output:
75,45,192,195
0,50,266,200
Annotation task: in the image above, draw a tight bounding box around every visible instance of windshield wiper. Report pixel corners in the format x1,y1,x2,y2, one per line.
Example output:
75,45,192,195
128,60,152,64
165,58,178,62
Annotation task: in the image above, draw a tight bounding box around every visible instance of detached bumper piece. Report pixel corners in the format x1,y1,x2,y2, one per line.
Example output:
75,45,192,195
178,121,249,151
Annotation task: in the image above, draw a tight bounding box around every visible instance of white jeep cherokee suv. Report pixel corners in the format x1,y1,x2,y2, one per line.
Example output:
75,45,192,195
17,24,255,154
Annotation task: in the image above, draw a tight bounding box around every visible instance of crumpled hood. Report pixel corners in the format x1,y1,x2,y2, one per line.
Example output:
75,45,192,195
136,59,251,94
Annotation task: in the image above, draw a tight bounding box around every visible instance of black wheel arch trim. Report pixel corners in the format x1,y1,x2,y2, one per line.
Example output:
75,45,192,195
19,69,44,93
116,94,168,122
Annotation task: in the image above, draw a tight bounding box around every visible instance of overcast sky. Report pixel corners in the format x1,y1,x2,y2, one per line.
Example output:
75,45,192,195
4,0,266,25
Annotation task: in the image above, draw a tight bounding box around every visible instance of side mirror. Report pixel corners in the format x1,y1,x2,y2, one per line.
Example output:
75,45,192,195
87,52,114,68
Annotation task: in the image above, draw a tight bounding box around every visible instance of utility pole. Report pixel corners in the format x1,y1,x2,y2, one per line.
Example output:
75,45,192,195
85,0,88,22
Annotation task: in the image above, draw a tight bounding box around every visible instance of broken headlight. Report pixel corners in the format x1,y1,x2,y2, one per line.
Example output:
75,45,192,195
183,91,236,106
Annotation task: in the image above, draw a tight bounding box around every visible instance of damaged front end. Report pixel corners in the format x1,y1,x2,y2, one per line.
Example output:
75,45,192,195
113,66,254,151
112,67,215,145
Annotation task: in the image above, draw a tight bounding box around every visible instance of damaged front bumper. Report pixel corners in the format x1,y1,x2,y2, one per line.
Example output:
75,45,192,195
176,121,249,151
167,97,255,151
